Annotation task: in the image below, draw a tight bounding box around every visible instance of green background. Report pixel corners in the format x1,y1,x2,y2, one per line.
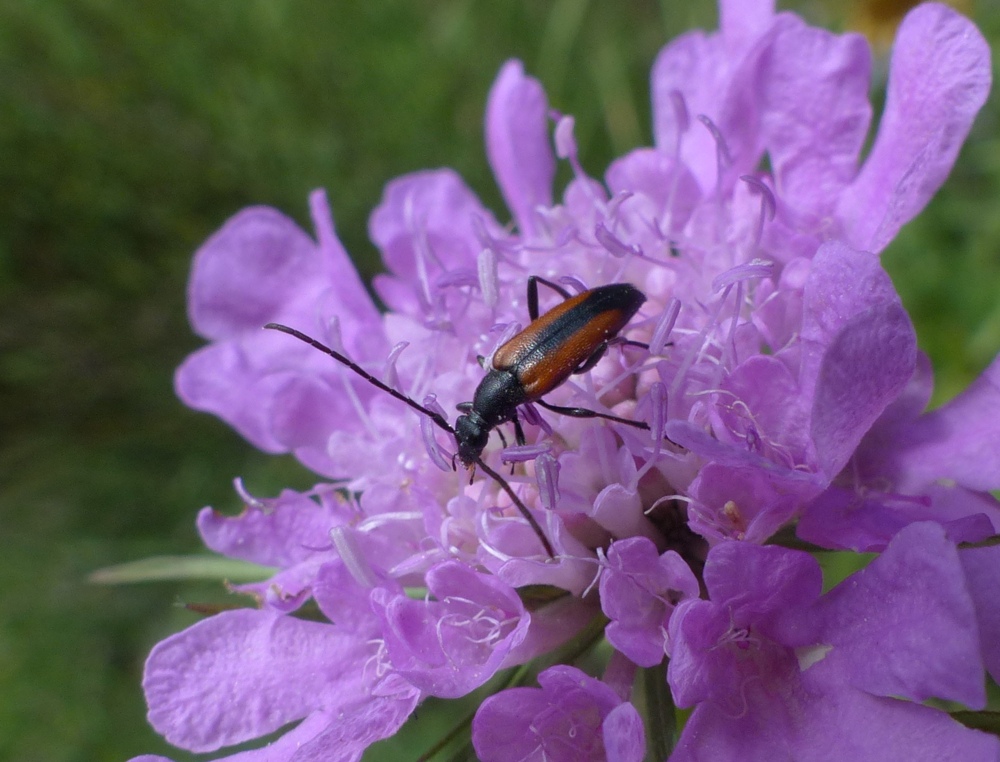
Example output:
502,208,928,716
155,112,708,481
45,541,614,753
2,1,998,760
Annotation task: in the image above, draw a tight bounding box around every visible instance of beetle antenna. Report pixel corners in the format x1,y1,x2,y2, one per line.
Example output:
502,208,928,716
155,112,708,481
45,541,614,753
265,322,556,559
474,457,555,558
264,323,453,434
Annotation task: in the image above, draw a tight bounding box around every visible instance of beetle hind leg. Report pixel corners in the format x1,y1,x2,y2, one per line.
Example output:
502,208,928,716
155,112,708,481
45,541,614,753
572,343,608,375
613,337,651,351
536,398,650,431
527,275,573,320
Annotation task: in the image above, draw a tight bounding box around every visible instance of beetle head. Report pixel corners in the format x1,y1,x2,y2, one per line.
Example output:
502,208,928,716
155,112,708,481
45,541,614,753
454,412,489,467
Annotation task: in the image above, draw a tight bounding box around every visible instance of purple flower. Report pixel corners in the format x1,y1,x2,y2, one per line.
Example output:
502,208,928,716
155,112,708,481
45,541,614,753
472,665,645,762
134,2,999,760
667,523,999,760
196,483,343,611
142,608,419,757
371,560,530,698
599,537,699,667
798,351,1000,551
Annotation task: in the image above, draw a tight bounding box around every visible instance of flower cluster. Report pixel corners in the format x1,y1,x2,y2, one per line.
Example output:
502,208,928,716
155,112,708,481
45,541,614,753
134,2,1000,760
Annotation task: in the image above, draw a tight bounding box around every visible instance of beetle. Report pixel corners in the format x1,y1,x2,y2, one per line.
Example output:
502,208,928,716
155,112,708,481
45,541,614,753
453,276,649,465
265,275,650,557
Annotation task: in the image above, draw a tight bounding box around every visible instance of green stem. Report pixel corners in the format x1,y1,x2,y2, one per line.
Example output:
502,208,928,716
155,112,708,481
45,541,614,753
642,660,676,761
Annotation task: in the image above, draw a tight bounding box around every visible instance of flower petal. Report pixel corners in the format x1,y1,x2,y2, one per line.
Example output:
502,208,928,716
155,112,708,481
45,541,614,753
718,0,775,46
799,239,904,395
175,347,294,453
603,701,646,762
484,60,555,237
672,682,1000,762
797,483,999,552
810,301,916,478
651,6,778,194
143,610,369,752
369,169,497,286
187,207,324,340
961,545,1000,685
811,522,985,708
837,4,991,253
879,353,1000,492
372,561,529,698
282,676,420,762
197,489,340,568
473,665,630,762
758,17,872,216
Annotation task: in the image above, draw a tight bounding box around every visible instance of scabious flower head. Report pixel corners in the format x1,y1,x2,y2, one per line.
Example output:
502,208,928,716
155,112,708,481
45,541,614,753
135,2,1000,760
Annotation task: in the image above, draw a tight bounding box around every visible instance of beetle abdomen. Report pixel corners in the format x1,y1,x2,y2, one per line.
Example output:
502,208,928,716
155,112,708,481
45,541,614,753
492,284,646,399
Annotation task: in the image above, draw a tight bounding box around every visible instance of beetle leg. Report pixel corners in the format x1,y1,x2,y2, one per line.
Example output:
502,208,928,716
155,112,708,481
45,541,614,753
613,338,651,351
512,411,526,446
490,414,522,472
527,275,573,320
496,414,526,474
572,342,609,375
535,398,650,430
573,335,653,377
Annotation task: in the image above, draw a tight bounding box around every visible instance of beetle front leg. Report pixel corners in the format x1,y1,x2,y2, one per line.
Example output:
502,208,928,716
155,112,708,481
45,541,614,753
512,411,526,446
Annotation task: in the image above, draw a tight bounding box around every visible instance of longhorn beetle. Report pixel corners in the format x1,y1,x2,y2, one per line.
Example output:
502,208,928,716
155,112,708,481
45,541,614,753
265,276,650,558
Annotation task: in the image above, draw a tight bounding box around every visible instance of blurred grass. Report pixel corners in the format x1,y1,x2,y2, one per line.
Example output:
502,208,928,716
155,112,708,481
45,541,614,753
0,1,997,760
